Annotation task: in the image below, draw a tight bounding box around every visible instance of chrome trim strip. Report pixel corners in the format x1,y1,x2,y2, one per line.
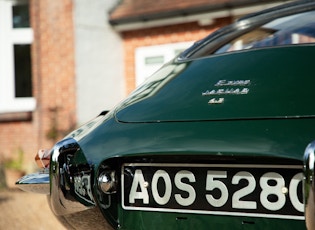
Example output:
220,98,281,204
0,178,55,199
123,163,302,169
16,171,50,194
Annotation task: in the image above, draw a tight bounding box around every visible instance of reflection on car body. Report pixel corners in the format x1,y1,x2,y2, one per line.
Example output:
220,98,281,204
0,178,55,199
16,1,315,229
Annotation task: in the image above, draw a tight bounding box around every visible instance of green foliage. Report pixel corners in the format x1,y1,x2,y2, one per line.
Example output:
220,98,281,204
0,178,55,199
4,148,24,171
46,123,58,141
0,164,6,189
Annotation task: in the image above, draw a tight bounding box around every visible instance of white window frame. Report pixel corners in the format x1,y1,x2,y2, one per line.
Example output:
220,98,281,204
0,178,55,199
0,0,35,114
135,41,193,86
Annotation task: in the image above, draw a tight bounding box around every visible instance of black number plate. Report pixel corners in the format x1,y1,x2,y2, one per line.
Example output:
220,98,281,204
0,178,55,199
122,163,303,220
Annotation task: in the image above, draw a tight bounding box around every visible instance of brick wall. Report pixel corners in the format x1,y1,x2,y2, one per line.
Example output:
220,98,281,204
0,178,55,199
122,17,232,94
0,0,76,171
31,0,76,147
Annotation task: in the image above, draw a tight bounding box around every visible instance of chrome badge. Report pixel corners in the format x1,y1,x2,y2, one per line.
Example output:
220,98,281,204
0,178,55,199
215,80,250,86
202,79,251,105
208,98,224,104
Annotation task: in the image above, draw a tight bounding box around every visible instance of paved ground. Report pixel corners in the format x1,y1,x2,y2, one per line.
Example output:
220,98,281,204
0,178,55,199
0,189,66,230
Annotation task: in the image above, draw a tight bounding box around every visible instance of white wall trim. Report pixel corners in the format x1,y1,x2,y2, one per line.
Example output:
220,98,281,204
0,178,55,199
0,0,35,114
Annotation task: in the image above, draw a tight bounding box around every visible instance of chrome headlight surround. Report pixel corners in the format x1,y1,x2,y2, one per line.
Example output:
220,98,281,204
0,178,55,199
98,169,117,194
95,160,120,229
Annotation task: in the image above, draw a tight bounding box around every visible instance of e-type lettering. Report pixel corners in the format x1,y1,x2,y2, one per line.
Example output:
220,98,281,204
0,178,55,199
215,80,251,86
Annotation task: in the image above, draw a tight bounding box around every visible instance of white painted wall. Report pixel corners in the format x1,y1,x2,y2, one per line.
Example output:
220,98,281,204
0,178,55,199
74,0,124,125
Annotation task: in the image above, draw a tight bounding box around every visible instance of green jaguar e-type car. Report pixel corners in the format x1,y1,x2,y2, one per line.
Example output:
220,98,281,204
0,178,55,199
17,1,315,229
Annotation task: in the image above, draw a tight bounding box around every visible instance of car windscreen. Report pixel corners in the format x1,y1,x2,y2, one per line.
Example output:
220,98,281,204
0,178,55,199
183,9,315,59
214,10,315,54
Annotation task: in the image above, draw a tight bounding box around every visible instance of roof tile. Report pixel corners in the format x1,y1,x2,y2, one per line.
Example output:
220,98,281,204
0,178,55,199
109,0,280,23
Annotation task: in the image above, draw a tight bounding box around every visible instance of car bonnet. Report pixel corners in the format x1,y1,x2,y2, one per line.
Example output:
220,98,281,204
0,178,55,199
115,45,315,123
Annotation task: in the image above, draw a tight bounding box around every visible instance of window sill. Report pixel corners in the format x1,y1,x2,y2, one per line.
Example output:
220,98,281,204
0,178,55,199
0,111,32,122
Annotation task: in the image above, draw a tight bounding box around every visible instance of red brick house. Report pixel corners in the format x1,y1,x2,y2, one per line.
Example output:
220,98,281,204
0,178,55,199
0,0,289,175
0,0,76,172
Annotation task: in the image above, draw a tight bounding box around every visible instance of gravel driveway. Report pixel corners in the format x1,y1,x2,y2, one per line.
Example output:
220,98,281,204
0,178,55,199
0,189,66,230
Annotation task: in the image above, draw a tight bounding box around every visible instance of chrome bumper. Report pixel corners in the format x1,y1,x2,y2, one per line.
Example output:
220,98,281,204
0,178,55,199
16,171,50,194
16,138,95,216
304,140,315,230
16,138,114,229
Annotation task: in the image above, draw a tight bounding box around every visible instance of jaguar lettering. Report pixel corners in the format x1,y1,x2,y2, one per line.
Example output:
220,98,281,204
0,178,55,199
202,88,249,96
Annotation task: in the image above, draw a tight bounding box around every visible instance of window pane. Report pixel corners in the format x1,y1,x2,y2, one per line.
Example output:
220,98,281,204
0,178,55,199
145,56,164,65
12,4,30,28
14,44,32,97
